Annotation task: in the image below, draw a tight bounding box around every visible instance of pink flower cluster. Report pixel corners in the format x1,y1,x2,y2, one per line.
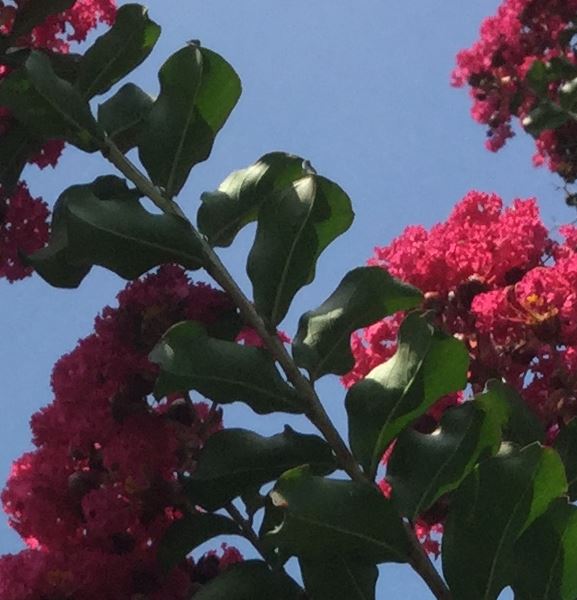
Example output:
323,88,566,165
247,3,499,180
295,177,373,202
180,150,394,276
0,0,117,282
453,0,577,180
345,189,577,553
0,266,243,599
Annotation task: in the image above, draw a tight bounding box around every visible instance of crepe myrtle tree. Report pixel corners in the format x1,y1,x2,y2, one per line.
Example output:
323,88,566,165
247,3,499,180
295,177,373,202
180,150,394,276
2,1,577,599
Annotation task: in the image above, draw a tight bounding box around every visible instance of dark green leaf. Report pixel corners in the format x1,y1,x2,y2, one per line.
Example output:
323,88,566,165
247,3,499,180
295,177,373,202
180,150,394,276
523,101,569,137
345,312,469,477
300,557,378,600
0,51,104,151
247,174,354,326
293,267,422,380
9,0,76,39
386,385,509,519
28,177,203,287
182,427,335,511
157,512,241,572
193,560,303,600
489,379,545,446
526,60,549,97
150,321,303,414
0,123,40,189
512,498,577,600
442,443,567,600
197,152,309,247
98,83,154,152
559,77,577,111
138,45,241,198
554,419,577,501
76,4,160,99
262,466,410,563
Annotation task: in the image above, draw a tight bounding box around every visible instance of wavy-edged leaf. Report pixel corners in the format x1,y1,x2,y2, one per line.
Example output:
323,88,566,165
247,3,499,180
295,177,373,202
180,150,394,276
293,267,422,381
197,152,308,247
345,312,469,477
386,384,509,519
182,427,335,511
98,83,154,152
247,174,354,326
554,419,577,501
442,443,567,600
150,321,303,414
76,4,160,99
138,45,241,198
28,176,203,287
157,512,241,572
512,498,577,600
300,557,378,600
0,51,104,151
193,560,302,600
262,466,410,564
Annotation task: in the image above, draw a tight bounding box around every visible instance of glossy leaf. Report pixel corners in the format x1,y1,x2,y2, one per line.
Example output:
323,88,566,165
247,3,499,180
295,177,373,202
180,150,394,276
300,558,378,600
442,443,567,600
489,379,545,446
554,419,577,501
138,45,241,198
247,174,354,326
386,384,509,519
157,512,241,572
345,312,469,477
523,101,569,137
0,51,104,151
292,266,422,380
150,321,303,414
182,427,335,511
76,4,160,98
8,0,76,39
98,83,154,152
262,466,410,564
193,560,303,600
512,498,577,600
197,152,309,247
28,177,203,287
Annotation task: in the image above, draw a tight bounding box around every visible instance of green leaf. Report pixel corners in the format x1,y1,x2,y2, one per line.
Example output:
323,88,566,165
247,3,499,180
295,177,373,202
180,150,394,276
512,498,577,600
345,312,469,477
442,443,568,600
300,558,378,600
0,51,104,151
193,560,303,600
293,267,422,380
98,83,154,152
157,512,241,572
523,101,569,137
197,152,309,247
386,385,509,519
151,321,303,414
554,419,577,501
0,123,40,189
28,176,203,287
247,174,354,326
76,4,160,99
138,45,241,198
182,427,336,511
489,379,545,446
262,466,410,564
8,0,76,39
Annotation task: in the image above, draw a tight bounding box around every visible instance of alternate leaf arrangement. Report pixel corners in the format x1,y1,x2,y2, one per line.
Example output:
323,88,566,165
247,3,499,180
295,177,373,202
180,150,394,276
4,1,577,599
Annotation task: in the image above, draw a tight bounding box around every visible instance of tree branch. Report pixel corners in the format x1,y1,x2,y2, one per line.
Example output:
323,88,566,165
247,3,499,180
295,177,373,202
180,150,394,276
103,139,452,600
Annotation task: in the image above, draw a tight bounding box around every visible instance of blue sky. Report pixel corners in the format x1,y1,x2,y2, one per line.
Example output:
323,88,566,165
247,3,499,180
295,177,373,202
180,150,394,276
0,0,568,597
